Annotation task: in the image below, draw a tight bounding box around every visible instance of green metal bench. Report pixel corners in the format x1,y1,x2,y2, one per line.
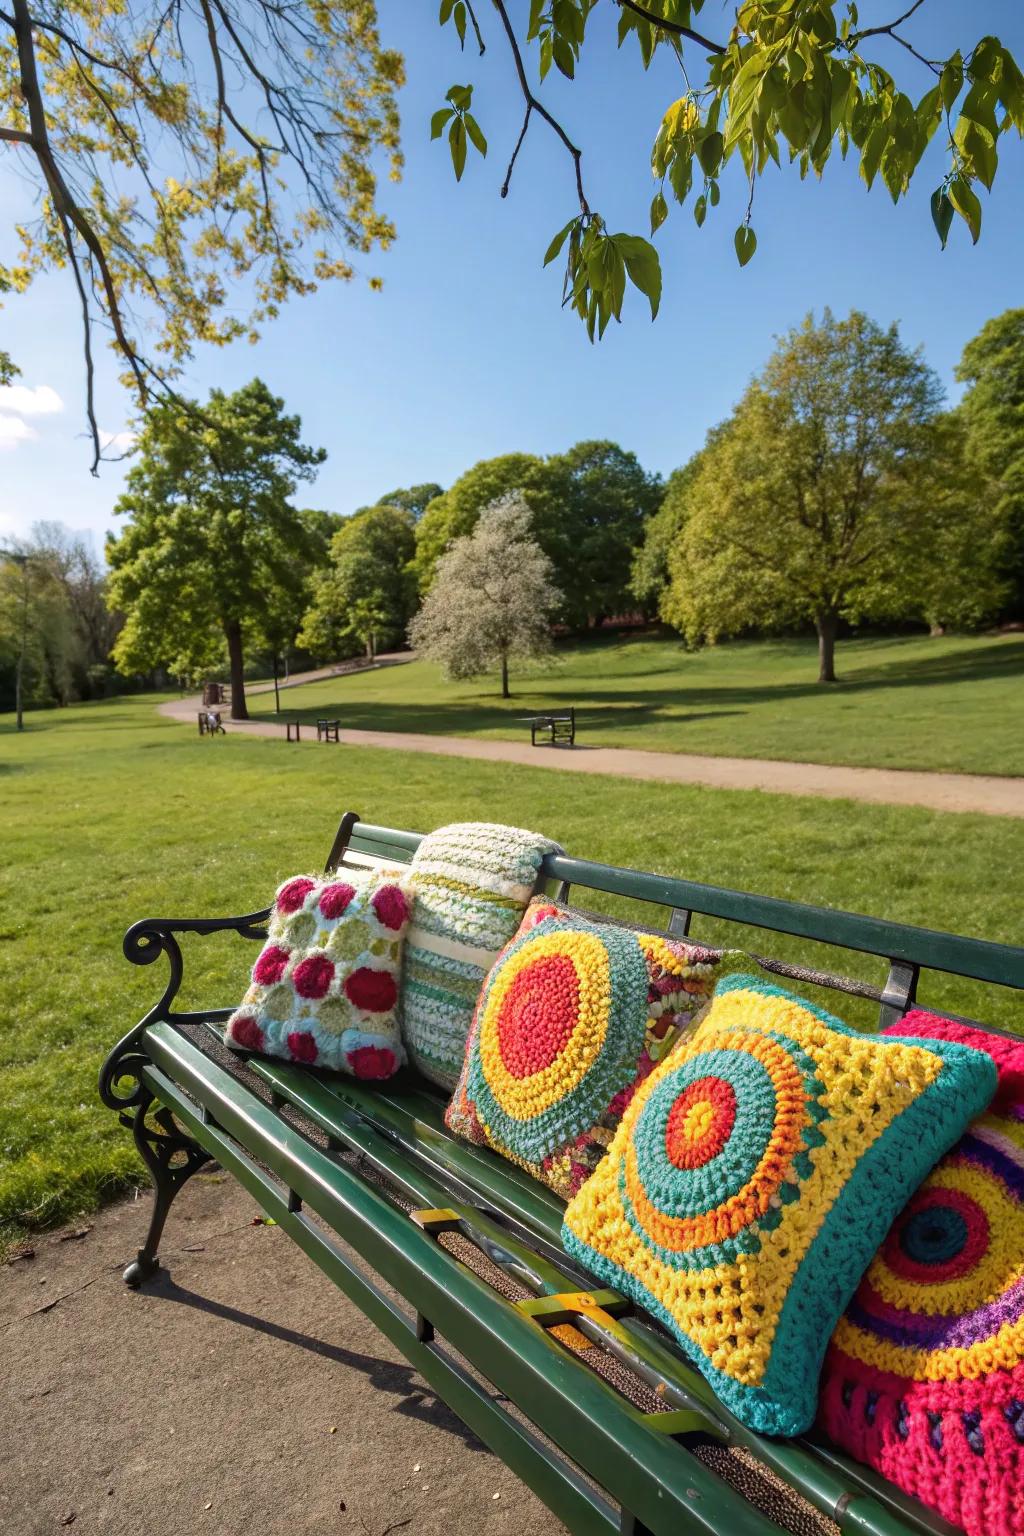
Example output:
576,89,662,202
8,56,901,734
99,811,1024,1536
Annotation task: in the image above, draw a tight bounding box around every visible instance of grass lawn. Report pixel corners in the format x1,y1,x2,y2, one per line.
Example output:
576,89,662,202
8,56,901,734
248,631,1024,776
2,691,1022,1257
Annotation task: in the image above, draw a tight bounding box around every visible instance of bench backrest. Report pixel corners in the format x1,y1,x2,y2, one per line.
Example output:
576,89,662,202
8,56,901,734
330,812,1024,1033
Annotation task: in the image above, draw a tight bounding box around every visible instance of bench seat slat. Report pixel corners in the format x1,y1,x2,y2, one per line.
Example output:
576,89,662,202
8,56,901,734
141,1021,790,1536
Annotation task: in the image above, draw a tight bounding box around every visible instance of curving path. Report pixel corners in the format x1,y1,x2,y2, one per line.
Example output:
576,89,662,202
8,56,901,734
163,692,1023,818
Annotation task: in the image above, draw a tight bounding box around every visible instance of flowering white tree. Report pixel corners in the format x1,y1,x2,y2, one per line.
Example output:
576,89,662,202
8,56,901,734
409,494,561,699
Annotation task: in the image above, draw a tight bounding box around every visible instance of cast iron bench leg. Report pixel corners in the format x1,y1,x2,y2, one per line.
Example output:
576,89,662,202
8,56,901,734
122,1094,213,1286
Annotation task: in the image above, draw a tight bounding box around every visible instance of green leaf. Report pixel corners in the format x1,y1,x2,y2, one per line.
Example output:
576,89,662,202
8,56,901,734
453,1,466,46
543,217,577,266
553,34,575,79
930,186,954,248
446,83,472,110
449,117,467,180
693,193,707,228
947,175,982,243
939,53,963,112
650,189,668,234
439,0,456,22
956,116,997,190
734,225,757,267
698,130,724,176
709,180,720,207
612,234,661,320
430,107,454,141
465,113,487,157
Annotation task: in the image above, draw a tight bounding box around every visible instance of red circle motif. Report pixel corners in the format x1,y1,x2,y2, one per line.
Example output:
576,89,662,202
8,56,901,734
882,1186,990,1284
344,966,398,1013
229,1013,264,1052
371,883,409,931
319,882,356,920
347,1045,398,1080
253,945,290,986
664,1076,738,1169
287,1030,318,1064
291,954,335,999
277,877,315,914
495,953,580,1080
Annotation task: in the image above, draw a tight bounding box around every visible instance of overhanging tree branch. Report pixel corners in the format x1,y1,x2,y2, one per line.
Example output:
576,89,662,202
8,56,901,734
491,0,590,214
615,0,725,54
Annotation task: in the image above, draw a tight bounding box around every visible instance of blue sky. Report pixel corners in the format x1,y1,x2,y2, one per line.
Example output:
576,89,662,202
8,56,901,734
1,1,1022,551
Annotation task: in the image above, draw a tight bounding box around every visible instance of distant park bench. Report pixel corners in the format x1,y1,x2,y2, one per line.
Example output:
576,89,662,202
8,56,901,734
197,710,225,736
316,718,341,743
524,707,576,747
285,719,302,743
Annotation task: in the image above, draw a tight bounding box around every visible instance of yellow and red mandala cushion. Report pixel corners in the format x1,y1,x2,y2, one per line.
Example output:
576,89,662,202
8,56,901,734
562,977,997,1435
820,1013,1024,1536
225,867,411,1080
445,900,725,1198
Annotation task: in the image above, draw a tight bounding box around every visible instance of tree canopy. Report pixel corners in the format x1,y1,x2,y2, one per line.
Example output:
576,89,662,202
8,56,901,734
3,5,1023,459
432,3,1024,339
300,503,417,661
0,1,402,468
653,309,998,680
106,378,325,716
375,483,444,522
409,493,561,698
956,308,1024,621
412,442,661,625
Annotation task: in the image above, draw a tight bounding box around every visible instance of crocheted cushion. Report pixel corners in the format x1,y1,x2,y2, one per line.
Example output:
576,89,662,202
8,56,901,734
401,822,560,1090
562,978,997,1435
445,898,728,1199
820,1011,1024,1536
225,868,411,1080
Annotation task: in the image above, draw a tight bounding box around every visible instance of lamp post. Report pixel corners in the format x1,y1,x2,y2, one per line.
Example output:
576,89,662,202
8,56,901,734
0,548,30,732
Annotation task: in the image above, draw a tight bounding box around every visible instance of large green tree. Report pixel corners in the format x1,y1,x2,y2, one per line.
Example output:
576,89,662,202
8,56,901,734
956,308,1024,621
413,454,542,592
413,442,660,625
300,503,417,661
536,441,662,627
375,483,444,522
107,379,325,718
659,310,996,682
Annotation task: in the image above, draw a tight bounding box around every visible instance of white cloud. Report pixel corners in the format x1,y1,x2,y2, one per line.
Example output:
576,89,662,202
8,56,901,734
0,382,64,416
0,414,37,451
99,427,137,453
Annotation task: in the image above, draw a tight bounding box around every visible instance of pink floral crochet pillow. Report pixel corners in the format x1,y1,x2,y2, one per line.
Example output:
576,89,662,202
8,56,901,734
225,868,412,1080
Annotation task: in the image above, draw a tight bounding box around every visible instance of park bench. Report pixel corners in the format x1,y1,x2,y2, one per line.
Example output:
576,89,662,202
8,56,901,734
316,717,341,743
99,812,1024,1536
525,707,576,746
196,709,225,736
285,719,302,743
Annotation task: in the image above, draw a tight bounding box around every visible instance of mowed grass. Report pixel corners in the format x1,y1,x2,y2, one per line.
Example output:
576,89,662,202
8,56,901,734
2,692,1023,1257
249,631,1024,776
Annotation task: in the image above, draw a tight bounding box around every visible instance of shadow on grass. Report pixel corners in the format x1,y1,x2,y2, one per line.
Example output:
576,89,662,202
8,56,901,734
151,1274,488,1451
252,638,1024,741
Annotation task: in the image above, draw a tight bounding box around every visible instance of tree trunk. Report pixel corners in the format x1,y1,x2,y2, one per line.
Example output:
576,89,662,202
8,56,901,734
500,653,510,699
929,621,946,638
816,611,839,683
224,618,249,719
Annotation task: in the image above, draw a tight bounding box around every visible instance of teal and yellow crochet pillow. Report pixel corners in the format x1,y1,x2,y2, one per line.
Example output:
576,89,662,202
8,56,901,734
562,975,997,1435
444,898,729,1199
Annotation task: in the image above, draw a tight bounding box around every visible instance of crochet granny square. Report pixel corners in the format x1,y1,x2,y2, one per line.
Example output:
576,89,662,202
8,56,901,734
562,977,997,1435
820,1011,1024,1536
445,898,727,1199
225,868,412,1080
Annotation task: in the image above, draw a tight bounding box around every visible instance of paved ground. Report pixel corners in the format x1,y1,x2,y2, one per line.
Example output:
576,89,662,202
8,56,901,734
1,1179,562,1536
167,695,1024,819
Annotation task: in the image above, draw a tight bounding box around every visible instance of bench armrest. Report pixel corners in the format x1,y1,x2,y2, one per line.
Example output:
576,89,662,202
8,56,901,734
100,907,271,1112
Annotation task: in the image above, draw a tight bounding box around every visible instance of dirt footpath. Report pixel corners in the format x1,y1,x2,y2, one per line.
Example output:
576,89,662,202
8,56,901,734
0,1178,562,1536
